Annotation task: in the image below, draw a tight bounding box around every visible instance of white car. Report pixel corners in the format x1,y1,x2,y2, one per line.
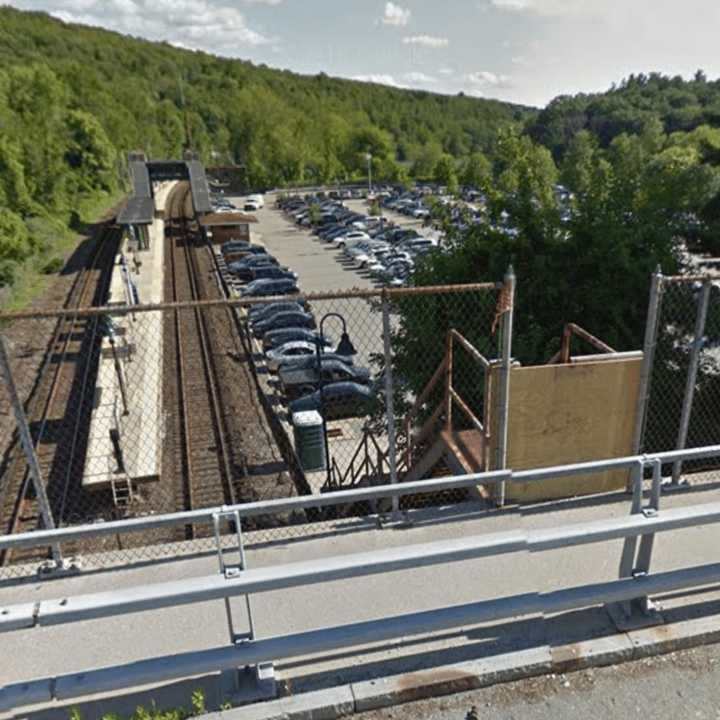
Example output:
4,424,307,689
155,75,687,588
248,194,265,208
266,341,324,372
332,231,369,248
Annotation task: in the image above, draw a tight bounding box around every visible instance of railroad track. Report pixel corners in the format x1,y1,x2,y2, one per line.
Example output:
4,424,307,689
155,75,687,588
0,223,121,566
165,183,236,539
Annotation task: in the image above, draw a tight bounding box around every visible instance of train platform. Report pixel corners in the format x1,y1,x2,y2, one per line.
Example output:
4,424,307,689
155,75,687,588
81,182,176,496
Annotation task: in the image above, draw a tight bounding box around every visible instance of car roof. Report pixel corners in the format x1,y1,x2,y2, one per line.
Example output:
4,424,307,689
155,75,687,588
269,341,317,353
322,381,370,394
258,310,309,322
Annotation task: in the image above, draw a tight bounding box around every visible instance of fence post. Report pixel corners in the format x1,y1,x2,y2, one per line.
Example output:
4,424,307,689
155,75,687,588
671,279,712,485
496,266,516,507
632,267,663,460
0,334,62,566
381,292,399,516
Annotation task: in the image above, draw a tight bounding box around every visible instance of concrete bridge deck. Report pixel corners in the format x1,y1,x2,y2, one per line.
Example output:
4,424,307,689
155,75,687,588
2,478,720,718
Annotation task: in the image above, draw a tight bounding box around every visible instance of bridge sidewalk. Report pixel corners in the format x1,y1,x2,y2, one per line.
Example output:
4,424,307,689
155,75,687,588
2,482,720,717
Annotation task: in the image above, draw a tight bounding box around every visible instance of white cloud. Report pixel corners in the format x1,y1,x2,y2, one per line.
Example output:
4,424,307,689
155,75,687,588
464,70,511,86
402,35,449,48
351,73,404,88
438,67,454,75
8,0,273,51
403,71,437,83
381,1,411,27
486,0,605,16
489,0,533,9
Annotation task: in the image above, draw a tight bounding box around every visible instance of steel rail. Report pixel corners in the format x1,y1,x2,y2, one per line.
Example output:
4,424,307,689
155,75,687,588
0,224,119,563
4,496,720,634
3,560,720,711
2,444,720,553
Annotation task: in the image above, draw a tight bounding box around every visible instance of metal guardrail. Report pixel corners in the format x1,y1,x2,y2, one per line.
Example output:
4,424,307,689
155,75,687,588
1,445,718,555
2,444,720,712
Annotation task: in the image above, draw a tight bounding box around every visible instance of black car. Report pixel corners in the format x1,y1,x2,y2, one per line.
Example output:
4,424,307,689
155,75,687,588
231,260,286,281
240,279,299,297
252,310,316,337
246,266,297,283
288,382,374,421
248,301,307,323
279,361,370,401
228,255,278,275
263,327,332,350
221,240,253,255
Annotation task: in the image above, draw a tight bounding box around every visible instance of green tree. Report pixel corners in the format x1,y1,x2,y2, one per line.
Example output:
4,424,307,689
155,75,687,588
433,154,459,194
460,152,492,189
65,110,117,193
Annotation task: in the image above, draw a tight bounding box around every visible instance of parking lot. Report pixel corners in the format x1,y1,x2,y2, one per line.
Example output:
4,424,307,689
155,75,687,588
241,194,434,294
219,192,444,494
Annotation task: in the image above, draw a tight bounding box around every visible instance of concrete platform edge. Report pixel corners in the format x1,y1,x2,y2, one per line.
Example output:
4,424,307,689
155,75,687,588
204,612,720,720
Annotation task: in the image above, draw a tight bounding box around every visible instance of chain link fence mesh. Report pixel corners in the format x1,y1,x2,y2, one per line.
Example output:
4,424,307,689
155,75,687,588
0,284,501,577
643,277,720,480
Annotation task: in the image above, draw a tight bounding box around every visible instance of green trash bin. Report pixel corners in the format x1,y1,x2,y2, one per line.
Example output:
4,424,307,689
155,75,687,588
292,410,326,472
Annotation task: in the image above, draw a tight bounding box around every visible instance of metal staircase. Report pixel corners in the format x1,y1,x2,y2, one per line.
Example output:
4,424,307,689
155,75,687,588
399,329,496,491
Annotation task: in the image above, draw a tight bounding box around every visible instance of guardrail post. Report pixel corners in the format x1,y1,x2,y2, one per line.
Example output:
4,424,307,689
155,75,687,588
617,461,644,585
608,459,664,629
671,279,712,486
0,334,62,567
381,292,400,517
213,509,276,701
496,266,516,507
632,267,663,459
634,458,662,584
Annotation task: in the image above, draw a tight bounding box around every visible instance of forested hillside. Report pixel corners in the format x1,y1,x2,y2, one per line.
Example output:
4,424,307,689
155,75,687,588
526,71,720,159
0,5,530,296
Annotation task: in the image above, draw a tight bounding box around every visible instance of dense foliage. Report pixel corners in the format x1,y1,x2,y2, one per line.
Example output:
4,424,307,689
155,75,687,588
0,6,529,297
393,113,720,449
526,71,720,160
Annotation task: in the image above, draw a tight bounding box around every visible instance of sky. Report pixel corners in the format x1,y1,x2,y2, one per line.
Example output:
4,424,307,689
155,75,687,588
6,0,720,107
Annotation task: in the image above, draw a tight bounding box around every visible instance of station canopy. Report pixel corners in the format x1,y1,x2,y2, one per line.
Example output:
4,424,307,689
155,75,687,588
117,156,214,226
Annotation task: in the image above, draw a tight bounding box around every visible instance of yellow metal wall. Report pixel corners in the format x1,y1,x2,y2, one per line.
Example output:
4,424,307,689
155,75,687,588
488,357,642,501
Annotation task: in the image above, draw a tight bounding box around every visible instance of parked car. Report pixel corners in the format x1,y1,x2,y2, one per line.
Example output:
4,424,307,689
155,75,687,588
224,245,269,262
266,341,334,372
228,255,278,276
252,310,315,337
275,352,355,374
332,231,369,248
240,279,299,298
246,266,297,283
248,301,307,324
288,382,374,421
263,327,332,350
279,361,370,401
221,240,253,255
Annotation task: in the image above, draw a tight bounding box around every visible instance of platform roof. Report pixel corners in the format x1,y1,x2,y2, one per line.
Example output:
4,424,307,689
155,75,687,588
117,197,155,225
129,161,151,198
187,160,213,214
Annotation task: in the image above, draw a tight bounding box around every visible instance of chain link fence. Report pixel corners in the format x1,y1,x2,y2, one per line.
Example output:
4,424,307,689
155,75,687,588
0,283,504,577
641,273,720,482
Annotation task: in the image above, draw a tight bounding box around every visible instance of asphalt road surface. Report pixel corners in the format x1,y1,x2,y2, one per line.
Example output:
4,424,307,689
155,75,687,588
357,644,720,720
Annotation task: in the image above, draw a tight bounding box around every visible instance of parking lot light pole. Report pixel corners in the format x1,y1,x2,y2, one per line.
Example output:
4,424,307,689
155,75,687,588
316,313,357,490
366,153,373,195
